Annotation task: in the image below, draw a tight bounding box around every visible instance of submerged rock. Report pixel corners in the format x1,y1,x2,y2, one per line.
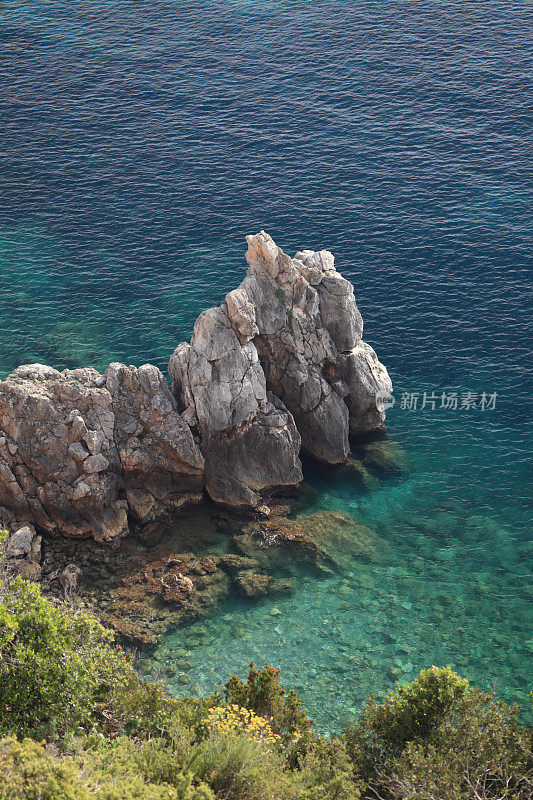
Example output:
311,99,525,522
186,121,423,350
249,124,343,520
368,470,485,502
341,459,380,492
234,571,293,599
99,549,231,646
218,554,260,574
356,437,412,479
238,506,388,574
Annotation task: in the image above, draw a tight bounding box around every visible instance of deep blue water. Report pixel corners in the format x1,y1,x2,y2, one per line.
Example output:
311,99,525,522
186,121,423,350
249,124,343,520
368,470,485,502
1,0,531,729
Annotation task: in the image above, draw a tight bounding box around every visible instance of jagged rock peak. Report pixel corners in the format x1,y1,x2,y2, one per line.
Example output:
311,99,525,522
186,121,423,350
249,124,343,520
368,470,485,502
170,231,392,490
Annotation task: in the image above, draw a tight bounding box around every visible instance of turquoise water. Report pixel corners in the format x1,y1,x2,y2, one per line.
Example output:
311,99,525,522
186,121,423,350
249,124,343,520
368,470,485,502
158,409,532,731
1,1,531,728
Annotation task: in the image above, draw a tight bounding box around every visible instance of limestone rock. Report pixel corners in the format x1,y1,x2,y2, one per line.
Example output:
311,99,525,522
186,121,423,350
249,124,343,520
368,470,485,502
104,363,204,524
170,231,391,505
243,232,391,452
338,341,393,434
6,524,35,557
3,522,42,583
0,231,392,535
0,364,127,542
169,315,303,508
0,362,205,542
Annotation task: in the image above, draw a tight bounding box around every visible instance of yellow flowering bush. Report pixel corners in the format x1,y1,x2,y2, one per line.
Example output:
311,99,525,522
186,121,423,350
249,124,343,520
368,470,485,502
224,662,313,743
205,704,281,749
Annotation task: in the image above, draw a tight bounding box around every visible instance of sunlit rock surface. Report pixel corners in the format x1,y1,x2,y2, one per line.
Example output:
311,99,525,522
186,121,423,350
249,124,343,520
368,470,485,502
170,231,391,506
0,363,204,542
0,232,391,538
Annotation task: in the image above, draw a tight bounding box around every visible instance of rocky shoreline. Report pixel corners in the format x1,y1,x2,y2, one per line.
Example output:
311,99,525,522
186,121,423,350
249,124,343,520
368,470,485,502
0,231,396,646
1,441,410,649
0,232,391,544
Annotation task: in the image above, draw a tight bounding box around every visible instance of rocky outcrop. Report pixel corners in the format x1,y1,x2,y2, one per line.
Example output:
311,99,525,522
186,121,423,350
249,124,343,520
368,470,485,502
0,363,203,542
0,364,127,542
0,231,392,538
170,231,392,499
105,363,204,524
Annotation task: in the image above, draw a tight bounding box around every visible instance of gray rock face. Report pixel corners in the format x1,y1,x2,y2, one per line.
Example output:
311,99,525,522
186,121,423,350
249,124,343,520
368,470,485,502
246,233,391,453
6,525,34,557
170,231,392,489
200,393,302,508
0,362,204,542
1,520,42,582
0,231,392,534
0,364,127,542
338,341,393,434
105,362,204,523
169,310,303,507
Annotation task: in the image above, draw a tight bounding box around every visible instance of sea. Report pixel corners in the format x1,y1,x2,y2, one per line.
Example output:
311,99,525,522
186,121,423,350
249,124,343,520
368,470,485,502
1,0,531,730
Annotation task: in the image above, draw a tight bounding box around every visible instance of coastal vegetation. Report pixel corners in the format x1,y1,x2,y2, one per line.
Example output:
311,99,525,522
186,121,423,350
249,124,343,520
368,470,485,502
0,570,531,800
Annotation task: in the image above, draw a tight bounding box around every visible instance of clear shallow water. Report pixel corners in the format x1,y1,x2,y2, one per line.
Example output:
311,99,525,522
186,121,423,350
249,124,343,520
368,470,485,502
158,414,532,731
1,1,531,728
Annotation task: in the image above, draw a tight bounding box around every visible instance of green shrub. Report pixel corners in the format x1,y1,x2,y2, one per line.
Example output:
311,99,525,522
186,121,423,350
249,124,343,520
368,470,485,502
0,577,182,740
297,736,364,800
0,736,83,800
0,728,354,800
356,666,469,759
0,735,214,800
381,687,533,800
0,577,129,738
172,693,223,739
190,725,300,800
345,666,532,799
